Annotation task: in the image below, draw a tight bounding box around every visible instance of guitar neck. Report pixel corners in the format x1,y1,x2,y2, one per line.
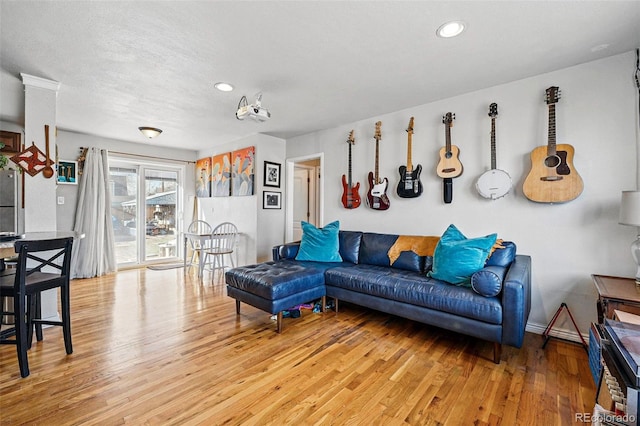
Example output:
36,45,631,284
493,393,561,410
445,125,452,152
375,139,380,183
490,117,496,170
348,142,353,187
547,103,557,156
406,132,413,171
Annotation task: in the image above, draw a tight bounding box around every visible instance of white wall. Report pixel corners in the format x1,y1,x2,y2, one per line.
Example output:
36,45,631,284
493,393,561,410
197,133,286,264
286,51,638,338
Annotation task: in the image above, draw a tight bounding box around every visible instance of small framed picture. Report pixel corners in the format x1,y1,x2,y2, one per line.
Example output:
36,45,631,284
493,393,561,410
263,161,281,188
263,191,281,209
57,160,78,185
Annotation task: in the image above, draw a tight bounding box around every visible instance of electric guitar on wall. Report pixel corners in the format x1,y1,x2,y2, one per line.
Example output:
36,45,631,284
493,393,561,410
396,117,423,198
341,130,361,209
523,86,583,203
436,112,462,203
366,121,390,210
476,103,512,200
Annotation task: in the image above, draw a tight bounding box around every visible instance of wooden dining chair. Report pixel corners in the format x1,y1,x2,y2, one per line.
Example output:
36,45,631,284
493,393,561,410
0,237,74,378
187,220,212,270
204,222,238,282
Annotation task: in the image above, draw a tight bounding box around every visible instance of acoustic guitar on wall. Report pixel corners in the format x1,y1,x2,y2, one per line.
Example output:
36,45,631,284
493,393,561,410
436,112,462,203
476,103,512,200
366,121,390,210
341,130,361,209
523,86,583,203
396,117,423,198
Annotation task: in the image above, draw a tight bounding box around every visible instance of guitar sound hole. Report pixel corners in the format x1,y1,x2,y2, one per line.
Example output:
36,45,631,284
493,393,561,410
445,151,452,159
544,155,561,168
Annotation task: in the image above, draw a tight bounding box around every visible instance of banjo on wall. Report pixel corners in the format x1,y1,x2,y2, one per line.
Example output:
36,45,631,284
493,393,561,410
476,103,512,200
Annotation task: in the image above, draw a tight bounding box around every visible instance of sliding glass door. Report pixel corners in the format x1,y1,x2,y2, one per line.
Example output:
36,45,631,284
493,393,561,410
109,158,183,266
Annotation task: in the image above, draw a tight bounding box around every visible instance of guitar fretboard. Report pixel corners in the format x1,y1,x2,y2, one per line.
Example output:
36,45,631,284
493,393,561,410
348,141,353,188
490,117,496,170
374,139,380,184
547,103,557,156
406,133,413,172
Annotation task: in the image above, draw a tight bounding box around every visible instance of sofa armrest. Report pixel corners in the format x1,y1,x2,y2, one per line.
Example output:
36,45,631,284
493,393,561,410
272,241,301,261
501,254,531,348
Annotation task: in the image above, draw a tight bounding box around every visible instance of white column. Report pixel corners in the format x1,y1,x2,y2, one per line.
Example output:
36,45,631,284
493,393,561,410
21,73,60,321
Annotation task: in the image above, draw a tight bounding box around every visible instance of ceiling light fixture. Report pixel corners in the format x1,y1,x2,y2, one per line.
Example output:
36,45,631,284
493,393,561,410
214,82,234,92
138,127,163,139
436,21,466,38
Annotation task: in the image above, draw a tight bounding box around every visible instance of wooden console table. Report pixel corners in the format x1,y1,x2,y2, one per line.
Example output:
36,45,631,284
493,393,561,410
592,274,640,323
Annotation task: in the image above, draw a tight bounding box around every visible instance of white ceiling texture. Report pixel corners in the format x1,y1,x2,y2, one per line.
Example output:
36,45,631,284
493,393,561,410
1,1,639,151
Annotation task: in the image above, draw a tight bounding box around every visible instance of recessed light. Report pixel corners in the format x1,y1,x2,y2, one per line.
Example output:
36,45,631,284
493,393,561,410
436,21,466,38
214,82,234,92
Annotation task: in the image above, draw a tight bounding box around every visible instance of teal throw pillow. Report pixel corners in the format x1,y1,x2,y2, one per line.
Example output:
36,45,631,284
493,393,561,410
427,224,497,286
295,221,343,262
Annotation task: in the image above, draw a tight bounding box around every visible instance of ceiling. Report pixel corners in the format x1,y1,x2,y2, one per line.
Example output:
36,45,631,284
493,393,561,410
1,1,639,152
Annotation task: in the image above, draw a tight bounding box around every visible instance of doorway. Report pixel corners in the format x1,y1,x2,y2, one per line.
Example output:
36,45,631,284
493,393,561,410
285,153,323,242
109,158,184,266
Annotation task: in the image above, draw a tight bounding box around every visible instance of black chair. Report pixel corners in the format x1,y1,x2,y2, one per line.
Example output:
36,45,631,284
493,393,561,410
0,237,74,378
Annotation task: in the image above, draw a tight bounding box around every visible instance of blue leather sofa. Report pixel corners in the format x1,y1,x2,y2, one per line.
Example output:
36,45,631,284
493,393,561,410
226,230,531,363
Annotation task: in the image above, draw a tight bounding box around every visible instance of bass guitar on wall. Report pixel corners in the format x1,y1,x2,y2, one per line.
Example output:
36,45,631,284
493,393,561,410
476,103,512,200
366,121,390,210
523,86,583,203
436,112,463,203
397,117,423,198
341,130,361,209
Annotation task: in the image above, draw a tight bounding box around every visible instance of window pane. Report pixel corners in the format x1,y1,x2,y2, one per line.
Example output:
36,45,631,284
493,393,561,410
144,169,178,260
110,166,138,264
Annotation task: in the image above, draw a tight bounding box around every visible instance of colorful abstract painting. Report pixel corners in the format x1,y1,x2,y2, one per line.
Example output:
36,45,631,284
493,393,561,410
211,152,231,197
231,146,255,196
195,157,211,198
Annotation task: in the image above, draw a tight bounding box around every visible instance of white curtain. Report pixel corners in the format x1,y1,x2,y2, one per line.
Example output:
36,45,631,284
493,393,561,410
71,148,117,278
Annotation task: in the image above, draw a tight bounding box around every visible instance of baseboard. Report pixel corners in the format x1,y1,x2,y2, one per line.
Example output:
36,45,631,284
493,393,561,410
526,321,590,345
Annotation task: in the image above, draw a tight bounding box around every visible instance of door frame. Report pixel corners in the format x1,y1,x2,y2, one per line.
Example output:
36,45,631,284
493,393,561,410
292,164,318,241
285,153,323,242
109,156,185,267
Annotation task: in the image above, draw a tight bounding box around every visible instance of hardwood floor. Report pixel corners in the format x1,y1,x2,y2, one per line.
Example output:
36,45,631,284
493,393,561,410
1,267,595,425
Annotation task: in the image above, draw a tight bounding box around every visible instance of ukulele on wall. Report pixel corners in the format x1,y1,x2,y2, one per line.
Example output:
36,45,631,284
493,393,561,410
396,117,423,198
436,112,463,203
366,121,390,210
341,130,361,209
476,103,512,200
523,86,583,203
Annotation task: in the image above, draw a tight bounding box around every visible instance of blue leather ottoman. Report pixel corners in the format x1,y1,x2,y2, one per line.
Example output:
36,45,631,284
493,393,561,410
225,260,329,332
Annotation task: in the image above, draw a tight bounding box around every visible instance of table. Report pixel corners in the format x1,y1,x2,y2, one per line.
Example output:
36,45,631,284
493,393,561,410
592,274,640,323
1,231,84,327
183,232,239,279
1,232,84,269
183,232,211,278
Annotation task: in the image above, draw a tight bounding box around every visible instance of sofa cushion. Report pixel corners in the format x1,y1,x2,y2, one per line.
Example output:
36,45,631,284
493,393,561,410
277,243,300,260
296,221,343,262
427,225,497,286
226,260,341,300
359,233,398,267
471,265,507,297
486,241,516,267
359,233,438,273
325,264,502,325
339,231,362,264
